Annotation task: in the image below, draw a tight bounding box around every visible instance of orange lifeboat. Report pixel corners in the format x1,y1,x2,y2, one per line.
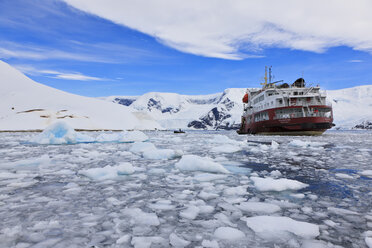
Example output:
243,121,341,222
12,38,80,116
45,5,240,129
242,93,249,103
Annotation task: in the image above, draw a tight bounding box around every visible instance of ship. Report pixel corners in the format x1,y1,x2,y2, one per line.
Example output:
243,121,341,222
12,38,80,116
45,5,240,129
237,67,334,135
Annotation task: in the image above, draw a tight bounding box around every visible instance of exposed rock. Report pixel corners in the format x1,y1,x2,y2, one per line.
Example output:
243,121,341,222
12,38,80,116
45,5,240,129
188,107,233,130
353,121,372,129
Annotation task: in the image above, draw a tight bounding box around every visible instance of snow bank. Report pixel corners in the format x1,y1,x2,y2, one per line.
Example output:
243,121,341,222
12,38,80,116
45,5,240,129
79,163,134,181
96,130,148,143
175,155,229,173
236,202,281,214
29,121,93,144
242,216,319,240
251,176,308,192
214,227,245,240
130,142,182,160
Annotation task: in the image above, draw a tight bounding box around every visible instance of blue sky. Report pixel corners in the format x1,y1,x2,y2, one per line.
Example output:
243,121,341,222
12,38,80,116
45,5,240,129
1,0,372,97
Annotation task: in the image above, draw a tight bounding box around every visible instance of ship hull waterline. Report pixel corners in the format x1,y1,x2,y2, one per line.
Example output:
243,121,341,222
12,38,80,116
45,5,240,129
237,116,334,136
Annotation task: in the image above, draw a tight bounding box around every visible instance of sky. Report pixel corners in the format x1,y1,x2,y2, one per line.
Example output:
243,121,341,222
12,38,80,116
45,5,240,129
1,0,372,97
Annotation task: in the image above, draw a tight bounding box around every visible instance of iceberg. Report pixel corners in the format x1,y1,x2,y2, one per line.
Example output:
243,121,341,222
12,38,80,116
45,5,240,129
29,121,94,145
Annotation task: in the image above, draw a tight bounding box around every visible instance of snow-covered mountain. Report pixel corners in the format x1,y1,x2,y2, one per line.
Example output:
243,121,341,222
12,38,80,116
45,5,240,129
0,61,160,131
103,88,248,130
104,86,372,130
1,60,370,131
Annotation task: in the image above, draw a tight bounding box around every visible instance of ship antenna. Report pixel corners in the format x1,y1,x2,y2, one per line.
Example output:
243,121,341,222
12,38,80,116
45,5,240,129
262,66,268,88
269,66,272,84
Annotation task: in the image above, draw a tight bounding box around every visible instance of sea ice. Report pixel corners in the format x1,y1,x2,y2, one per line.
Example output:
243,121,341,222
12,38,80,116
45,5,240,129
29,121,93,144
122,208,160,226
79,162,134,181
96,130,149,143
366,237,372,248
360,170,372,178
130,142,182,160
242,215,319,240
214,227,245,240
193,173,228,182
209,135,238,144
180,205,200,220
175,155,229,173
169,233,190,247
251,176,308,191
211,144,241,153
236,201,281,214
289,140,326,148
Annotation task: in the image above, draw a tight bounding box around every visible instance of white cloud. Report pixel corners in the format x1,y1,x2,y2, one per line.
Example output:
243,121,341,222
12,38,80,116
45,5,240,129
14,64,105,81
347,60,363,63
63,0,372,60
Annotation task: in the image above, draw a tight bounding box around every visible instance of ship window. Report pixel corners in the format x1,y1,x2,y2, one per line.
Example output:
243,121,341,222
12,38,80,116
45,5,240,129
278,99,283,104
299,92,304,95
294,92,298,95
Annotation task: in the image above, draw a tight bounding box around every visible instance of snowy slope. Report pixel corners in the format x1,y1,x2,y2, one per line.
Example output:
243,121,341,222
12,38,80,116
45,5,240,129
106,89,247,130
106,86,372,130
327,85,372,128
0,61,160,131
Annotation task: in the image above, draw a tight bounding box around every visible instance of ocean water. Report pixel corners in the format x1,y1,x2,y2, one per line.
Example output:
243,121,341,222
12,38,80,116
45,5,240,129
0,130,371,248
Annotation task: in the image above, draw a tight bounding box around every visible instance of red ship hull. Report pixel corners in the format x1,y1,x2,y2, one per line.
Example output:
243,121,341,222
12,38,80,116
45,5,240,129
238,106,334,135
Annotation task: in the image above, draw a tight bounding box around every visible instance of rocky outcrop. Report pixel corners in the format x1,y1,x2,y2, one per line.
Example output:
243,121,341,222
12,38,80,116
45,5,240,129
187,107,235,130
353,121,372,129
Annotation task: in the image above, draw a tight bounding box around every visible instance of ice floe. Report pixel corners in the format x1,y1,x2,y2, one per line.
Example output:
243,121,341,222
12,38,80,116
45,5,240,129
96,130,149,142
214,226,245,240
242,215,319,240
236,201,281,214
79,162,135,180
251,176,308,191
130,142,182,160
175,155,229,173
29,121,93,144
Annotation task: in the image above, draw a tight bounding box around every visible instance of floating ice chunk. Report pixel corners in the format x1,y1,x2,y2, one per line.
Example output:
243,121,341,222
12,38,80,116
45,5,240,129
29,121,94,144
224,186,248,196
143,148,183,160
214,213,237,227
271,141,279,149
130,142,156,154
96,130,148,143
202,239,220,248
194,173,228,182
236,202,281,214
270,170,282,178
327,207,359,215
242,216,319,240
131,236,165,248
169,233,190,247
199,205,214,214
211,144,241,153
116,234,131,244
214,227,245,240
335,173,354,179
175,155,229,174
79,162,134,181
289,140,326,148
180,205,200,220
301,240,328,248
366,237,372,248
198,191,219,200
148,200,175,211
209,135,237,144
130,142,182,160
122,208,160,226
360,170,372,178
290,193,305,199
251,176,308,192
